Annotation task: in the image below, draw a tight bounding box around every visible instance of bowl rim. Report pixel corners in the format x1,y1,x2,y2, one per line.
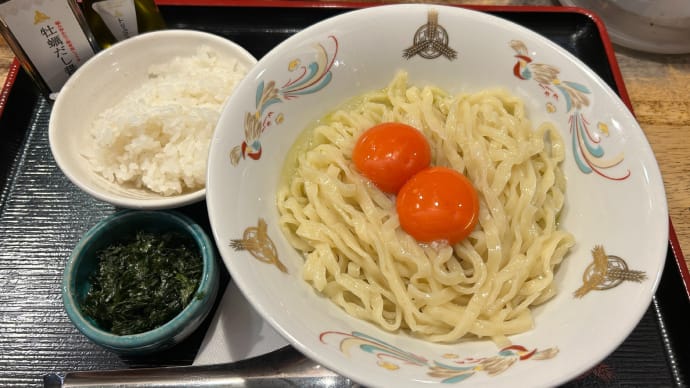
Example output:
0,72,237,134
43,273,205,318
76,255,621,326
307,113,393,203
62,210,218,351
48,29,258,210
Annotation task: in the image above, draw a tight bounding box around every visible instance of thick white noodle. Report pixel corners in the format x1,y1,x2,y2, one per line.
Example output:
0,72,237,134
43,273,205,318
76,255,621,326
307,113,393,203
276,71,575,344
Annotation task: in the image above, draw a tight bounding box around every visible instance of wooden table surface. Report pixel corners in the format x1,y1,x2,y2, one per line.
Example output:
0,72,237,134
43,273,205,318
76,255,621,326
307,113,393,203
1,0,688,269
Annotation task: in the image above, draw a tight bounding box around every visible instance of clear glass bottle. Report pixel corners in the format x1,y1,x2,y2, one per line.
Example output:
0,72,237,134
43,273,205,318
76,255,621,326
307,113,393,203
0,0,97,96
81,0,165,49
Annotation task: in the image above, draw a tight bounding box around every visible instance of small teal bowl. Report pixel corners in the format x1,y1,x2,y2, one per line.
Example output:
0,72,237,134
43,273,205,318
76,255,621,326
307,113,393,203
62,210,219,355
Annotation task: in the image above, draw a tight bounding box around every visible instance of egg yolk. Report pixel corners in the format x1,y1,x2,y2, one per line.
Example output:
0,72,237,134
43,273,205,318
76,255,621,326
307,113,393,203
396,167,480,245
352,122,431,194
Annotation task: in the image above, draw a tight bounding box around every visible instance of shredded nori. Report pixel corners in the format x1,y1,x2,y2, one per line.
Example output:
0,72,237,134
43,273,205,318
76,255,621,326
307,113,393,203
81,231,203,335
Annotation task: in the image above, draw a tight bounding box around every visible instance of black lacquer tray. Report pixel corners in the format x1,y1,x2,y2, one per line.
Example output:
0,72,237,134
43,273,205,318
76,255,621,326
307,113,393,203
1,2,688,387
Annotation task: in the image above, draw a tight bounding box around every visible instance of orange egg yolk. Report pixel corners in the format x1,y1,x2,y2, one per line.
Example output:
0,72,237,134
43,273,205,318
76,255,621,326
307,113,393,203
396,167,480,245
352,122,431,194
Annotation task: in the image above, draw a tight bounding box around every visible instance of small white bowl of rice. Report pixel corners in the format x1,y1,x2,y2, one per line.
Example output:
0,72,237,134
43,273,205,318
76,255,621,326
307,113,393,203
49,29,257,209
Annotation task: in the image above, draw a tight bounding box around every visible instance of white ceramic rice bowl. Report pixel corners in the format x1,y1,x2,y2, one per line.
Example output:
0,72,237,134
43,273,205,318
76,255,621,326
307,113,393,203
49,29,257,209
206,5,668,387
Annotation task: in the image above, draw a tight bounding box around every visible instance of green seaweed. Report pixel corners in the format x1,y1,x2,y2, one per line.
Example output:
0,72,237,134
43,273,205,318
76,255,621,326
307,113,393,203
81,231,203,336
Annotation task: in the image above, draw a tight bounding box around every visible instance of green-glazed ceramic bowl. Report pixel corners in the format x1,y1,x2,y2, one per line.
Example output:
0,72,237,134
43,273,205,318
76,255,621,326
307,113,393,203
62,210,219,355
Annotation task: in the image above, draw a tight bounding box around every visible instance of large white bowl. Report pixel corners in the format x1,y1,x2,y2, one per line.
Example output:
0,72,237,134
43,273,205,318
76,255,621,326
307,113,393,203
49,29,257,209
206,5,668,387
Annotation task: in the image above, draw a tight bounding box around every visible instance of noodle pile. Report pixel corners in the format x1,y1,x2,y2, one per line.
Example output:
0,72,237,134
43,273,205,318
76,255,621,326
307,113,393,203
276,71,575,344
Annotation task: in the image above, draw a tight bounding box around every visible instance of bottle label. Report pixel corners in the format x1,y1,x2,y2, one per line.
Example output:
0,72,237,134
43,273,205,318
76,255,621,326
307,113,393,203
0,0,95,92
92,0,138,42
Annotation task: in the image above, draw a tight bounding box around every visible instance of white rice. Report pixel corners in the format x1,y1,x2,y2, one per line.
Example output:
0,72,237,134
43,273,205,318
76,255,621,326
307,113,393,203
86,45,247,196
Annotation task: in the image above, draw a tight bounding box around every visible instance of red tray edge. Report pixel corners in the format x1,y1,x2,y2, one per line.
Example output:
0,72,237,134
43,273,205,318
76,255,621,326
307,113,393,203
2,0,687,299
0,58,20,118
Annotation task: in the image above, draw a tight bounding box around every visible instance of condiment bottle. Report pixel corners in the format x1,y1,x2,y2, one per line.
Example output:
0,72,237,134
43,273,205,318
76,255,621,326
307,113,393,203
81,0,165,49
0,0,97,96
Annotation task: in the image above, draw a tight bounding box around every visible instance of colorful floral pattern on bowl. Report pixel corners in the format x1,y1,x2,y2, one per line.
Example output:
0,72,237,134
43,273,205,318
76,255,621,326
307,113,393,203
206,5,667,387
